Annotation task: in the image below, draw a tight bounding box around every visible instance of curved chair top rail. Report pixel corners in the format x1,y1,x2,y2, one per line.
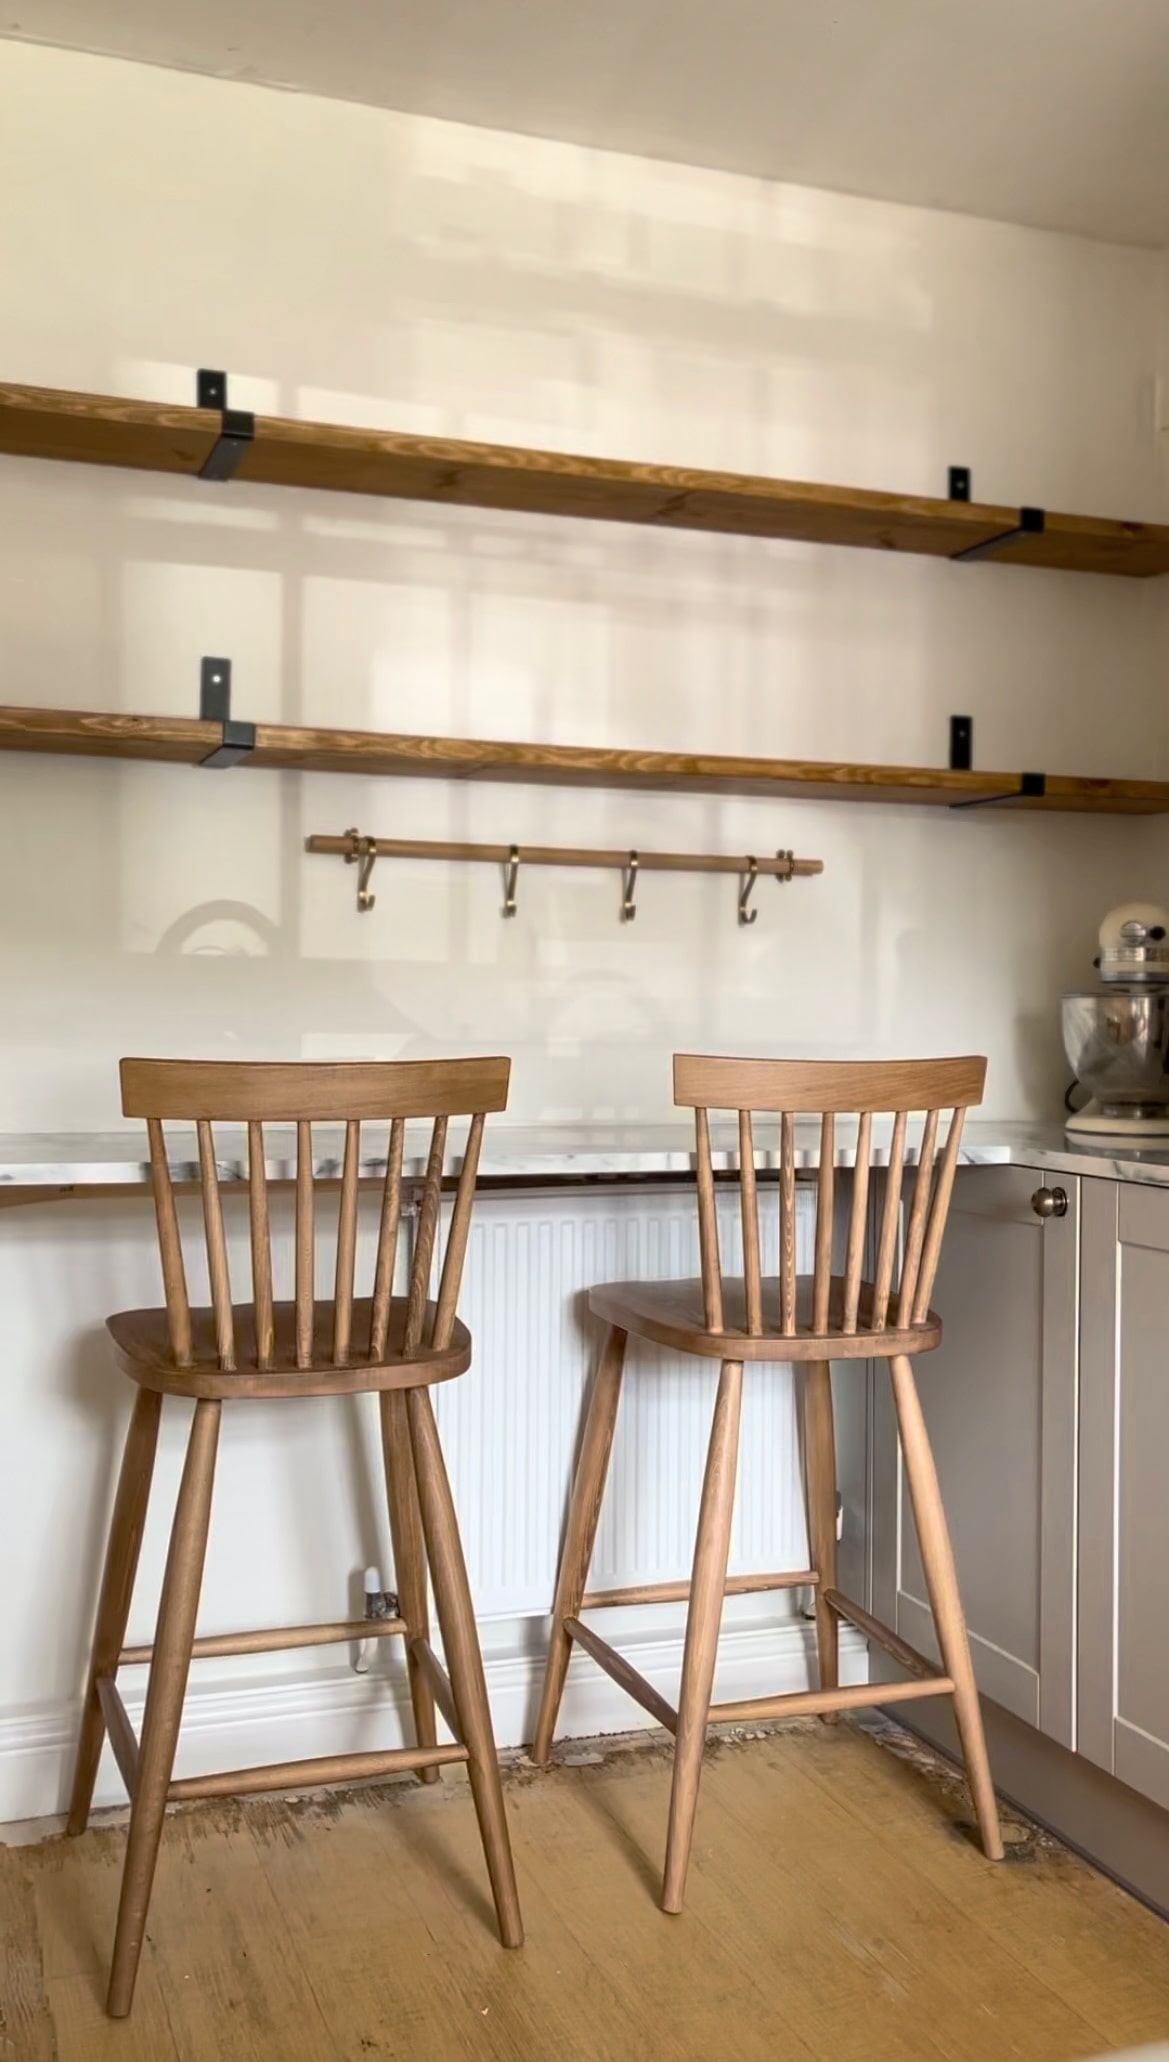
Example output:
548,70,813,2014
119,1055,510,1379
121,1055,511,1122
670,1051,987,1341
673,1054,986,1115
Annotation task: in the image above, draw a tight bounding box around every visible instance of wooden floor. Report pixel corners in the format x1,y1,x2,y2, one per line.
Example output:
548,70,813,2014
3,1720,1168,2061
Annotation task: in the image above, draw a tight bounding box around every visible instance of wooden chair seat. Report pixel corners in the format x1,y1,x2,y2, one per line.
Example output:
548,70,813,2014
107,1298,472,1398
589,1275,942,1361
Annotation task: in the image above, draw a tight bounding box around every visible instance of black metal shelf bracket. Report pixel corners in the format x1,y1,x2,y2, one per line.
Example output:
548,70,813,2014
950,771,1047,811
952,505,1046,563
197,369,255,482
947,711,1045,807
946,465,1046,562
199,657,256,767
949,714,973,771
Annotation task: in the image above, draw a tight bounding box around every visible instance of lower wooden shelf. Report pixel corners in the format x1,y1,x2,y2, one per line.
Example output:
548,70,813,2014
1,702,1166,813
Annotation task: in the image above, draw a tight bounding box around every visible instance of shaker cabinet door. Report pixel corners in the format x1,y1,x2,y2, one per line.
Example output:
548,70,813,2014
872,1164,1079,1747
1079,1180,1169,1808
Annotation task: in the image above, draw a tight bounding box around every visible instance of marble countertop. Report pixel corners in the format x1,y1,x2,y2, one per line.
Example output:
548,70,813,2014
3,1119,1169,1191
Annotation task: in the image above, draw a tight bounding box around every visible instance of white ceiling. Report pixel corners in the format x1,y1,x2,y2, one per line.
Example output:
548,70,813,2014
6,0,1169,246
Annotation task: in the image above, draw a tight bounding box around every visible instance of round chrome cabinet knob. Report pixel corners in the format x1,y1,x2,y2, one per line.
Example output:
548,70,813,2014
1031,1186,1068,1219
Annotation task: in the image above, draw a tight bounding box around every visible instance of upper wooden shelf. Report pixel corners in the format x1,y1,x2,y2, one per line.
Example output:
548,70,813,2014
3,380,1169,577
2,703,1167,814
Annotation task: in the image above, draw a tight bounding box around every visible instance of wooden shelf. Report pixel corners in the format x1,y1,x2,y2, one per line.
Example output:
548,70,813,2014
3,380,1169,576
2,703,1167,813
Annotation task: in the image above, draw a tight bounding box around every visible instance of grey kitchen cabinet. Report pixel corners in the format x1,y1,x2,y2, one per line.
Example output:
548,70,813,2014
871,1163,1079,1750
1079,1178,1169,1811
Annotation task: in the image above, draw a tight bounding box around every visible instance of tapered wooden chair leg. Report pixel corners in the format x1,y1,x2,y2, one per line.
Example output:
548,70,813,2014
802,1360,839,1712
531,1325,627,1764
407,1387,524,1949
381,1389,439,1781
662,1360,743,1914
68,1388,162,1836
889,1355,1003,1861
107,1400,222,2018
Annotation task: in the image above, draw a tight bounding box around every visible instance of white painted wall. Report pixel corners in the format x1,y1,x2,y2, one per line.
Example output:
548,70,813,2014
1,41,1168,1129
1,41,1168,1818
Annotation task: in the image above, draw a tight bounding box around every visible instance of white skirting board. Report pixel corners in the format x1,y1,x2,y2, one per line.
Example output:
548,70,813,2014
0,1615,868,1825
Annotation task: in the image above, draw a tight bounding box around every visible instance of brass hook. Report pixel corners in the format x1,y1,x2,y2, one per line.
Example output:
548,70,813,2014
738,856,759,926
621,850,639,922
344,828,377,913
502,844,520,918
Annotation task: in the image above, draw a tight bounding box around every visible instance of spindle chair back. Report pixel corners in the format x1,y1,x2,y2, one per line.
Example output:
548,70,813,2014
117,1055,509,1389
676,1053,985,1348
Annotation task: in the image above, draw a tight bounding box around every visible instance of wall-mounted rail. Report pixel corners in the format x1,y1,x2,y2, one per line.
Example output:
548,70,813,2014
306,831,824,924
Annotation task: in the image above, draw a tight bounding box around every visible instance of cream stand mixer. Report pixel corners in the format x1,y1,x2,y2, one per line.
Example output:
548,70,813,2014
1062,902,1169,1136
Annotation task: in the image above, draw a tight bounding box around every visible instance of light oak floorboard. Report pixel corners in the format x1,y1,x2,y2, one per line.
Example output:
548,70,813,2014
247,1785,496,2061
701,1728,1101,2061
0,1845,59,2062
4,1720,1168,2060
810,1719,1169,2056
26,1832,178,2060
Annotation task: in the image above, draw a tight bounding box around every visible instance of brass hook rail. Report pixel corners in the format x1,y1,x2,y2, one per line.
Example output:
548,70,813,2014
307,831,824,921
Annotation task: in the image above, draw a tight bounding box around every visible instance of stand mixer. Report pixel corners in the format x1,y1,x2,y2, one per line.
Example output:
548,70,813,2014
1062,903,1169,1136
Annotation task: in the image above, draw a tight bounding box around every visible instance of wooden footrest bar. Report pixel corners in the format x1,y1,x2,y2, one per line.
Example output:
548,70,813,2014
564,1618,678,1734
119,1616,408,1666
96,1678,139,1798
823,1590,943,1682
410,1638,461,1737
710,1675,954,1725
167,1741,467,1803
580,1569,818,1610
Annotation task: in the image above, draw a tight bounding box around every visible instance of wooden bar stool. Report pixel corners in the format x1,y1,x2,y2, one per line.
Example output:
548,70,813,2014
532,1053,1003,1911
68,1056,523,2018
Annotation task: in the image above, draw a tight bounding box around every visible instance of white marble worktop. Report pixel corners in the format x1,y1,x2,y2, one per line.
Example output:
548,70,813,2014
3,1119,1169,1193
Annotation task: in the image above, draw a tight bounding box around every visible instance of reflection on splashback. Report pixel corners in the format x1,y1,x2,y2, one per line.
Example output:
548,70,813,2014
157,903,279,958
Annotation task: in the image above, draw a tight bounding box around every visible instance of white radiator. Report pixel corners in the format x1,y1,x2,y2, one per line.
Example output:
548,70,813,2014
434,1183,817,1618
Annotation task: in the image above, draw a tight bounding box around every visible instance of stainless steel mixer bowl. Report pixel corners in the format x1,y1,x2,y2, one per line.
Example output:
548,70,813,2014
1062,990,1169,1116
